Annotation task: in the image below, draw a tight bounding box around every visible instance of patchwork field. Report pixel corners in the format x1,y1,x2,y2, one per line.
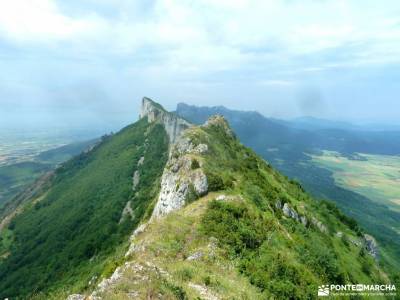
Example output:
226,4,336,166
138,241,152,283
311,151,400,212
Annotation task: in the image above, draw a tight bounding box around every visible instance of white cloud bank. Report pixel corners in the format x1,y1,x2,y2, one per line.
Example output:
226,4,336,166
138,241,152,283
0,0,399,125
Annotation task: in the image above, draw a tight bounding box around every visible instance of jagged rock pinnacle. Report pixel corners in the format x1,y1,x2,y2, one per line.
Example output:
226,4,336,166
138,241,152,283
140,97,192,144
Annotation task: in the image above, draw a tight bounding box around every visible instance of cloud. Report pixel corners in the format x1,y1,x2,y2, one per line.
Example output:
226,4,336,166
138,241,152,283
0,0,399,126
0,0,104,43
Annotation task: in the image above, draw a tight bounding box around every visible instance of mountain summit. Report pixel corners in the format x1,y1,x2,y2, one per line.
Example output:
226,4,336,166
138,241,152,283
141,97,191,144
0,98,390,299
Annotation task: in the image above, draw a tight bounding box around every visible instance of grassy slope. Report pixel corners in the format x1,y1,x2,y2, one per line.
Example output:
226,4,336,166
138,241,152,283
0,118,169,298
100,119,389,299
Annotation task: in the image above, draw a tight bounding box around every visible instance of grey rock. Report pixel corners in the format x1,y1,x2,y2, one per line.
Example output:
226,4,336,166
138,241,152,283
216,195,227,201
140,97,191,144
188,283,220,300
190,170,208,196
193,143,208,154
282,203,300,222
151,138,208,219
137,156,145,166
187,251,203,261
66,295,85,300
119,201,134,223
132,171,140,191
364,234,379,260
300,216,308,226
275,200,282,210
311,217,328,233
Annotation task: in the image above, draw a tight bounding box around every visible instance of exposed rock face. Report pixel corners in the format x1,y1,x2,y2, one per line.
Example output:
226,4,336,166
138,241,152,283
119,200,134,223
188,283,220,300
140,97,192,144
311,217,328,233
364,234,379,259
151,136,208,219
187,251,203,261
275,200,283,210
66,294,85,300
137,156,145,166
278,202,309,227
282,203,300,222
132,171,140,191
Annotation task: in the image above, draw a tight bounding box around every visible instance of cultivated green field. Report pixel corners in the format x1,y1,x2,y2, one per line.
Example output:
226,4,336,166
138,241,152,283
311,151,400,212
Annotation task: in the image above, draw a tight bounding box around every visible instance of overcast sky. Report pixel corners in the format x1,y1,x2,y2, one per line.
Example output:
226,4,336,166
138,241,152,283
1,0,400,131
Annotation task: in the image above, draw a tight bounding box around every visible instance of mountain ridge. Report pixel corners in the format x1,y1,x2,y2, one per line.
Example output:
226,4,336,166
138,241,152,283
0,98,395,299
82,99,389,299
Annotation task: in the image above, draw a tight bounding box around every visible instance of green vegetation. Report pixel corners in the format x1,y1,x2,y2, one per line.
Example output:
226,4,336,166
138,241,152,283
36,139,97,165
0,118,169,298
177,104,400,280
0,162,50,206
0,102,395,298
98,118,388,299
0,139,97,208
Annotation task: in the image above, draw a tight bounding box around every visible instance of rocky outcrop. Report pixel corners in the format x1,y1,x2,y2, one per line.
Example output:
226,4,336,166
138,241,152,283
132,171,140,190
119,200,134,223
203,115,234,138
282,203,300,222
277,201,328,230
140,97,192,144
311,217,328,233
363,234,379,260
151,136,208,219
66,295,86,300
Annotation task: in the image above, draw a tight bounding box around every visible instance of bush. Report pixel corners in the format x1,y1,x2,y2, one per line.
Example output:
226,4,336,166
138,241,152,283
206,172,225,191
191,159,200,170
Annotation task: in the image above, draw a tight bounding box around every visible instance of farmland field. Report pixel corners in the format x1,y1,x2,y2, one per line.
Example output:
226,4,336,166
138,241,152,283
311,151,400,212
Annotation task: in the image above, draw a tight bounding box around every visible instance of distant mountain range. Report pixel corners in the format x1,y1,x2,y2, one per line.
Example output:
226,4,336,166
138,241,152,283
176,103,400,157
286,116,400,132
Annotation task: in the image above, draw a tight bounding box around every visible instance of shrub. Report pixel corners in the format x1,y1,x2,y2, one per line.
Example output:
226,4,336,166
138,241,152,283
206,172,225,191
191,159,200,170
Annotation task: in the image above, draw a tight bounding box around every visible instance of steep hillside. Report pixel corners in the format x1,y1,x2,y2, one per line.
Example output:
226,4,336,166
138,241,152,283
176,103,400,274
0,110,169,298
72,111,391,299
0,138,97,209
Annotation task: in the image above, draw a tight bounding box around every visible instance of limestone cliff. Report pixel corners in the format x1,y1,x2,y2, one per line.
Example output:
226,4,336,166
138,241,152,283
151,135,209,219
140,97,192,144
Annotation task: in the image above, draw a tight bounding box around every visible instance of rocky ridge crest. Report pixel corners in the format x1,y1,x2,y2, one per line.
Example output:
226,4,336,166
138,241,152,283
140,97,191,144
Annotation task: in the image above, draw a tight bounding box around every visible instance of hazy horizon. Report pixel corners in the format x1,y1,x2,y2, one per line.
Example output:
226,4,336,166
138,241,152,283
1,0,400,131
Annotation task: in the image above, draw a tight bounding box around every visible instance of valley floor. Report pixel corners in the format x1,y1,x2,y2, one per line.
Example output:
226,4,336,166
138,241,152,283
311,151,400,213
